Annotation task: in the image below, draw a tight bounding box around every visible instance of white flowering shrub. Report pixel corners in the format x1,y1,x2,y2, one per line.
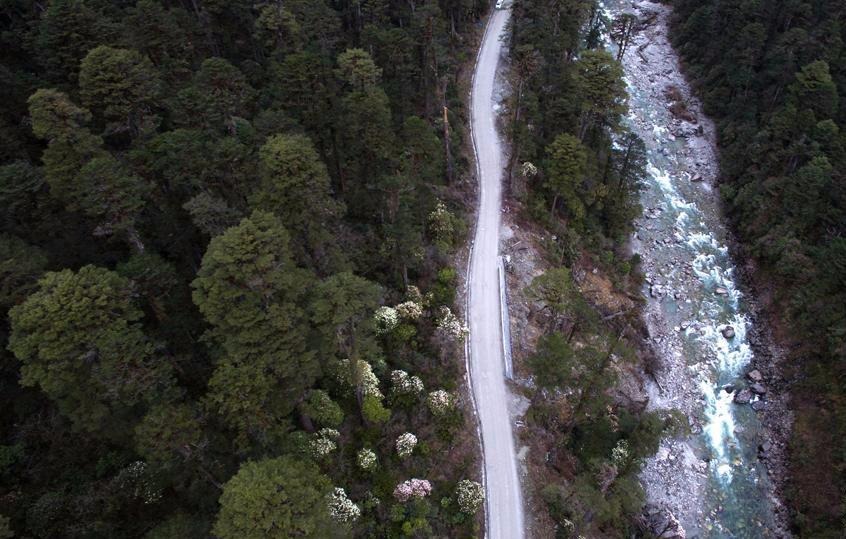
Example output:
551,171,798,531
374,306,399,334
308,429,339,459
611,439,630,467
436,306,468,341
336,359,383,399
357,448,377,471
428,202,455,243
318,427,340,440
406,285,423,304
119,461,162,505
455,479,485,513
393,478,432,502
358,363,382,399
395,432,417,458
427,389,455,417
328,487,361,524
363,491,381,510
390,370,424,397
521,161,538,178
395,300,423,320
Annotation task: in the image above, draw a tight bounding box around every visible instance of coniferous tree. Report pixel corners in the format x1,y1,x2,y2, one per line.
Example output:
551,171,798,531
213,457,333,539
8,266,172,434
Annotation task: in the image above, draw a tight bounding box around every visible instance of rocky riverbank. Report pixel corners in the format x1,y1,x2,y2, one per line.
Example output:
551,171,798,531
608,0,792,536
724,242,793,534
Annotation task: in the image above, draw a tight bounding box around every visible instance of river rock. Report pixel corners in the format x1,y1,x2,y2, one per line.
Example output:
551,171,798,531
721,326,736,339
747,369,762,382
733,388,752,404
691,174,704,182
688,415,703,434
750,383,767,395
751,400,766,411
643,505,687,539
758,441,772,459
715,286,728,296
670,121,700,138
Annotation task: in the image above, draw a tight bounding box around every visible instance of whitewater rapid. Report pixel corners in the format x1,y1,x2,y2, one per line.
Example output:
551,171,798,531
604,0,782,536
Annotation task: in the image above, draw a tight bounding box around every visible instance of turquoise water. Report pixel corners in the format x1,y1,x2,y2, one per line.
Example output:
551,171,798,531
603,1,780,536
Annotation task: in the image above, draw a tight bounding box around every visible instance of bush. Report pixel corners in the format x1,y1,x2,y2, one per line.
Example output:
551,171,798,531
301,390,343,428
455,480,485,514
431,267,457,306
361,395,390,424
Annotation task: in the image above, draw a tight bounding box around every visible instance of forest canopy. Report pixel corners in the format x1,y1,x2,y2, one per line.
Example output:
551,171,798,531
0,0,490,536
671,0,846,536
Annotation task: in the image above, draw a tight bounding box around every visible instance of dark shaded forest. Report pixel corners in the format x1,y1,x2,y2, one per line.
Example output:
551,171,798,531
670,0,846,536
0,0,492,537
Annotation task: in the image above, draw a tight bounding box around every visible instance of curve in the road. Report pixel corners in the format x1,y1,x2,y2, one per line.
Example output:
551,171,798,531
466,5,524,539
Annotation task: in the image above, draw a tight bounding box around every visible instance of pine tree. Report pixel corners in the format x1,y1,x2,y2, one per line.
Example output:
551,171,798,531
252,133,344,270
213,457,333,539
7,266,172,434
79,45,162,137
545,133,588,222
192,211,319,443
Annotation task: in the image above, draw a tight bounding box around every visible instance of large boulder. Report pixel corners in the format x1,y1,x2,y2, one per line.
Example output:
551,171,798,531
746,369,762,382
733,388,753,404
750,383,768,395
643,505,686,539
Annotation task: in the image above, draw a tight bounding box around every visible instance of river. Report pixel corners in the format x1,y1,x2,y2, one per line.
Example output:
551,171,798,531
603,1,783,536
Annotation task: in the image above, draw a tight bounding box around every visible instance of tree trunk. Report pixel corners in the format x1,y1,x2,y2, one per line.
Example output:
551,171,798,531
507,77,525,194
126,225,146,254
567,320,579,344
441,79,456,184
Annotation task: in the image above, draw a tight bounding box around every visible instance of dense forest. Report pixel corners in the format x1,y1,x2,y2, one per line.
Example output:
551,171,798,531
0,0,493,537
670,0,846,536
505,1,680,536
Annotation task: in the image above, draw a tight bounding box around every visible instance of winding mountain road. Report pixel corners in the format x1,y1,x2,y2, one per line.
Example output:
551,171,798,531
467,5,524,538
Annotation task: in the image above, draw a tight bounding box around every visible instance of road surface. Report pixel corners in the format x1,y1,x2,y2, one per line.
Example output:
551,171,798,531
467,5,524,539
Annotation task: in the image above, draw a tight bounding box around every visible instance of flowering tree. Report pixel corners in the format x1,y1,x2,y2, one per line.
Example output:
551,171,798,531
427,390,456,417
428,202,458,248
334,358,390,423
393,479,432,502
356,448,377,471
395,432,417,458
327,488,360,524
395,300,423,320
611,439,630,468
308,428,339,459
521,161,538,178
406,285,424,304
118,461,162,505
428,202,453,237
455,480,485,514
335,358,382,399
435,305,468,342
373,306,399,334
390,370,424,397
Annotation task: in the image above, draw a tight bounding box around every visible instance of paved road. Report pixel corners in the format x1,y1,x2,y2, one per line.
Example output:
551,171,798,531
468,5,524,539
